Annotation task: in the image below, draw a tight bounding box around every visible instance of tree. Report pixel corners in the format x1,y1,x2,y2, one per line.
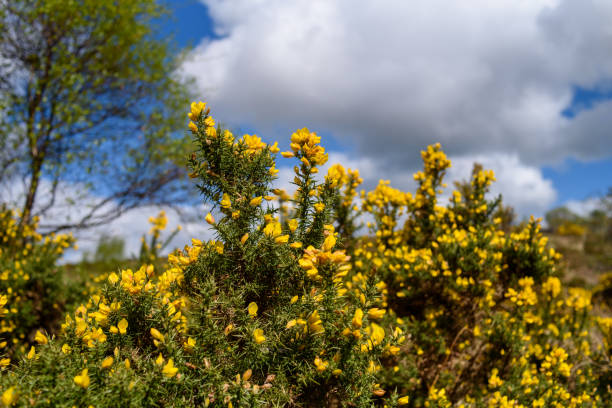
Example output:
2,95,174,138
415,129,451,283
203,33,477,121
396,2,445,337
93,234,125,263
544,206,579,232
0,0,194,233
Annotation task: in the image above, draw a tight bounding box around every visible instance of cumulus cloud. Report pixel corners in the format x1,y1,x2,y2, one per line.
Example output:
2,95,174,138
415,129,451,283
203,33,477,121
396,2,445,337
2,178,214,263
184,0,612,167
445,153,557,217
563,197,604,217
61,205,215,264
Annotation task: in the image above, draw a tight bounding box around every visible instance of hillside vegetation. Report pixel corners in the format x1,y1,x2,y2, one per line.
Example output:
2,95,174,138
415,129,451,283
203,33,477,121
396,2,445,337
0,102,610,407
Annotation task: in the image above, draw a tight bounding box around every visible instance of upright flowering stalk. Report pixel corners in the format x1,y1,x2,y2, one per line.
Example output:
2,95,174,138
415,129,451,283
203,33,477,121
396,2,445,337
182,104,398,405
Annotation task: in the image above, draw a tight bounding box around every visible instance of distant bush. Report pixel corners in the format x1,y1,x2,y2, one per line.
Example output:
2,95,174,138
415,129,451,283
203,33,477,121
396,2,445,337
558,222,587,237
93,235,126,263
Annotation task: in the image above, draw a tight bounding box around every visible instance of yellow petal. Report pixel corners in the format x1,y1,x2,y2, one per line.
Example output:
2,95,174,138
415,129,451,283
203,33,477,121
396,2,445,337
101,356,114,369
247,302,258,317
117,318,128,335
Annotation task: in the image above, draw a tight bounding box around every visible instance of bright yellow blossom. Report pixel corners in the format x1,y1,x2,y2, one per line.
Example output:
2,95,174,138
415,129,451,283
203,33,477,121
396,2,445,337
162,359,178,378
74,369,90,389
248,302,258,317
34,330,48,345
101,356,114,369
117,318,128,335
253,329,266,344
1,387,17,406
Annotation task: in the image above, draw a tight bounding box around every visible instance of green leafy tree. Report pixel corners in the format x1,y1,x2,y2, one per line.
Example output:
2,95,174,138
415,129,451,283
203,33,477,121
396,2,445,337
545,206,580,232
93,235,125,263
0,0,193,233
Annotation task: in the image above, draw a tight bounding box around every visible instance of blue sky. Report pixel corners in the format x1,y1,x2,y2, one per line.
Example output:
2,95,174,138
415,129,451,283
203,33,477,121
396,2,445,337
161,0,612,214
543,157,612,204
160,0,218,45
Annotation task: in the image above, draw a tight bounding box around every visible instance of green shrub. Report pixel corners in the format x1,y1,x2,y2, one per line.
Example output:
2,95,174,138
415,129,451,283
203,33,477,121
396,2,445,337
0,103,399,407
351,145,611,406
0,206,75,363
1,103,610,407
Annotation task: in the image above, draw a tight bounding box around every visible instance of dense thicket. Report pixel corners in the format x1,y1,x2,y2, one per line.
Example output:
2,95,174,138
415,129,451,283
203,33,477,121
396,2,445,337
0,103,610,407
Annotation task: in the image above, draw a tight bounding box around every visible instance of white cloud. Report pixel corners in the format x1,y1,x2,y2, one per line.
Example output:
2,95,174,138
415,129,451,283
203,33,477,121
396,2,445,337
563,197,604,217
61,205,215,264
184,0,612,168
446,153,557,218
1,177,215,264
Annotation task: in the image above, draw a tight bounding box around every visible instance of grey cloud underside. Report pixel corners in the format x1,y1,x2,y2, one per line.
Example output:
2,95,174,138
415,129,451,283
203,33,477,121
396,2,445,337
185,0,612,167
181,0,612,216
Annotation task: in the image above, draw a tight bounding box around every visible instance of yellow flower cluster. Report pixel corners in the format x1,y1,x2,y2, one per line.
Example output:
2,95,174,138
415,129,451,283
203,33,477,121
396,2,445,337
297,230,349,281
284,127,328,168
0,207,74,362
350,144,609,405
2,103,610,406
148,210,168,239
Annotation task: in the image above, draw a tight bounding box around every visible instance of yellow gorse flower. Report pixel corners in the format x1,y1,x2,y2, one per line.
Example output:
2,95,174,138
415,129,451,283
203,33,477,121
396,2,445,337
253,329,266,344
183,337,196,352
117,318,128,335
352,308,364,329
367,308,385,320
397,393,410,403
101,356,114,369
188,101,206,121
247,302,258,317
313,356,328,372
307,310,324,334
220,193,231,209
150,328,165,344
34,330,48,345
162,358,178,378
1,387,17,406
73,369,90,389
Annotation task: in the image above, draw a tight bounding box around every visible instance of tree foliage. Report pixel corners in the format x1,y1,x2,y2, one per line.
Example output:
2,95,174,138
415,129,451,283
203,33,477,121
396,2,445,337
0,0,193,232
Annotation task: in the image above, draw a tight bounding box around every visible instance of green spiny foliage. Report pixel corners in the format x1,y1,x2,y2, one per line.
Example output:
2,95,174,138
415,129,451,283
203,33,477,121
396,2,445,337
0,103,399,407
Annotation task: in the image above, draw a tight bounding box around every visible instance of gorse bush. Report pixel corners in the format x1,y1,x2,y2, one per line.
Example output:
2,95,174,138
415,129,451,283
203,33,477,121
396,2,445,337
351,146,611,406
0,206,74,364
0,103,610,407
0,103,399,407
